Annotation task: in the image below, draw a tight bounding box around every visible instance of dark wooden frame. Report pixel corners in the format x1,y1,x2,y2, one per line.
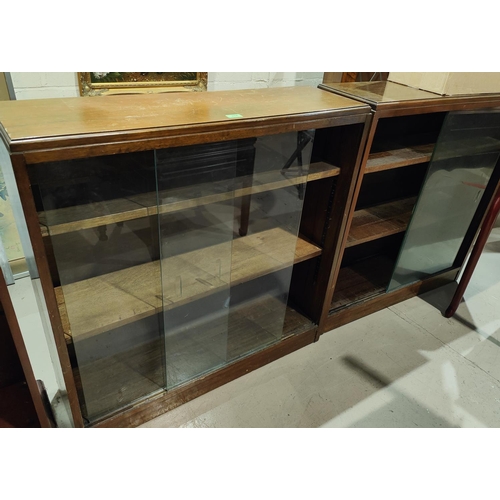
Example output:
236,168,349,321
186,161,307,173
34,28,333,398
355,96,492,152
0,87,371,427
317,81,500,335
0,269,52,427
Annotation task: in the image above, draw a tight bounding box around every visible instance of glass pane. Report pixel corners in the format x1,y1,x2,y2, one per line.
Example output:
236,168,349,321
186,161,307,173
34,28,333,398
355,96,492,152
156,141,237,389
32,152,163,423
227,130,314,362
389,109,500,291
156,131,316,385
34,131,319,418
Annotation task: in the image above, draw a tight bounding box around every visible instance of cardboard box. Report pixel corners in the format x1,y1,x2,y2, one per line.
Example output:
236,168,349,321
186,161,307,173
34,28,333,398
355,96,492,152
388,72,500,96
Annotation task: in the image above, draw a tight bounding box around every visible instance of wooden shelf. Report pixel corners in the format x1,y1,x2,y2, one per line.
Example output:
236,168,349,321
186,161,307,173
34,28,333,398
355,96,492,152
346,197,416,248
73,296,314,422
58,227,322,341
39,162,339,237
366,143,434,174
365,136,500,177
330,255,395,312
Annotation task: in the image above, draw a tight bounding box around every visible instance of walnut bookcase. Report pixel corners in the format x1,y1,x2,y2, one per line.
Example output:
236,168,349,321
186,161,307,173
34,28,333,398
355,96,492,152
318,81,500,334
0,87,371,427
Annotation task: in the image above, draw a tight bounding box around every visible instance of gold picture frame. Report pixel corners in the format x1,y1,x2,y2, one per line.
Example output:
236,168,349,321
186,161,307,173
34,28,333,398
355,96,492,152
78,72,207,96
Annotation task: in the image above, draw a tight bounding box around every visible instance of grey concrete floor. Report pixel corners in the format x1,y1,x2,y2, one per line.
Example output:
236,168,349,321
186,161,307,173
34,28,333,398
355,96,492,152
140,227,500,428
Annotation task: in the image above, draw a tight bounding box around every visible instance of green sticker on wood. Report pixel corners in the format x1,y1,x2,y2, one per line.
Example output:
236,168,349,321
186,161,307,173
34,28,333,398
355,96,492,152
225,113,243,119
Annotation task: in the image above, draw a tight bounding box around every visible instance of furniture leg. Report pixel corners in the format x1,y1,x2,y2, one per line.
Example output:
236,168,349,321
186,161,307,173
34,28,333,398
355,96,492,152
445,192,500,317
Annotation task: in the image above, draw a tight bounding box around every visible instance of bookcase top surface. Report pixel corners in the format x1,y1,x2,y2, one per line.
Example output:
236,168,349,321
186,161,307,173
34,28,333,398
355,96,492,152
0,86,369,153
319,81,500,110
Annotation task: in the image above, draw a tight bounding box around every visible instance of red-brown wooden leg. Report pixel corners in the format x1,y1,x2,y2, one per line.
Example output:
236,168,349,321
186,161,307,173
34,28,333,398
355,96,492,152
445,193,500,317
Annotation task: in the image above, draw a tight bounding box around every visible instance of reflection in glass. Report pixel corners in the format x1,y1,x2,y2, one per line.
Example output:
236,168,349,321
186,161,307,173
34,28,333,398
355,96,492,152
157,131,315,387
227,131,314,362
389,110,500,291
33,130,318,421
156,141,238,389
33,152,163,422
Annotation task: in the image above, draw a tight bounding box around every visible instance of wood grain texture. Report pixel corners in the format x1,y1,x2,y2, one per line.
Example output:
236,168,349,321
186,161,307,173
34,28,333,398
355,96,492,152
39,162,340,237
20,115,369,164
346,197,416,247
330,255,395,311
289,123,372,327
0,87,369,154
39,198,148,237
319,81,500,113
59,228,322,341
310,120,373,334
162,162,336,213
320,81,446,105
54,288,72,343
366,143,434,173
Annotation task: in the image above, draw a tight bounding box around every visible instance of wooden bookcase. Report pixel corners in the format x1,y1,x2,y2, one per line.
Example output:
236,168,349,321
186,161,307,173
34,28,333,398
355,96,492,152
5,83,499,427
0,87,371,427
317,81,500,334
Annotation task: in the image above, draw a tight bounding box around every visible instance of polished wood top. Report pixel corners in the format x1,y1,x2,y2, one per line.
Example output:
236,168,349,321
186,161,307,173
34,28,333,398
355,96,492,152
0,87,369,153
319,81,500,112
320,81,443,104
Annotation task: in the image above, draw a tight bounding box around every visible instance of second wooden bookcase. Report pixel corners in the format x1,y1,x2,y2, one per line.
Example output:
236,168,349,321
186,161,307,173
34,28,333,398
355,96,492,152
318,80,500,334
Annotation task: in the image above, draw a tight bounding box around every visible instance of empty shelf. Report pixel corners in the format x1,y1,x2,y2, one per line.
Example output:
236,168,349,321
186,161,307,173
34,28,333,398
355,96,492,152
58,227,322,341
346,197,417,247
366,143,434,174
39,162,339,237
330,255,396,312
74,296,315,423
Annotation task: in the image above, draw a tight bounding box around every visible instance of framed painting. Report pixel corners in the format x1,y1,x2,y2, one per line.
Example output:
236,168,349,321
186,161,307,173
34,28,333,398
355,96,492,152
78,72,207,96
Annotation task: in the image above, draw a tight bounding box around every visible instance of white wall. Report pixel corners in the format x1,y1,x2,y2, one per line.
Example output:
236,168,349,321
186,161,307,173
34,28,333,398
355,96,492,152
10,72,324,99
10,72,80,99
207,72,324,91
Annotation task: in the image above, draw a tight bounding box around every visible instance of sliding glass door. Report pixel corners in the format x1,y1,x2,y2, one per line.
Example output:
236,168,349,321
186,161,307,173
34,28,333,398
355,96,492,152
389,109,500,291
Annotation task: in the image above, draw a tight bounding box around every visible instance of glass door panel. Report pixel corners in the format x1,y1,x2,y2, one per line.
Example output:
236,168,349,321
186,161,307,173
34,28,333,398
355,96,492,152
227,130,315,362
35,130,320,418
388,109,500,291
32,152,163,423
156,130,317,382
156,141,237,389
